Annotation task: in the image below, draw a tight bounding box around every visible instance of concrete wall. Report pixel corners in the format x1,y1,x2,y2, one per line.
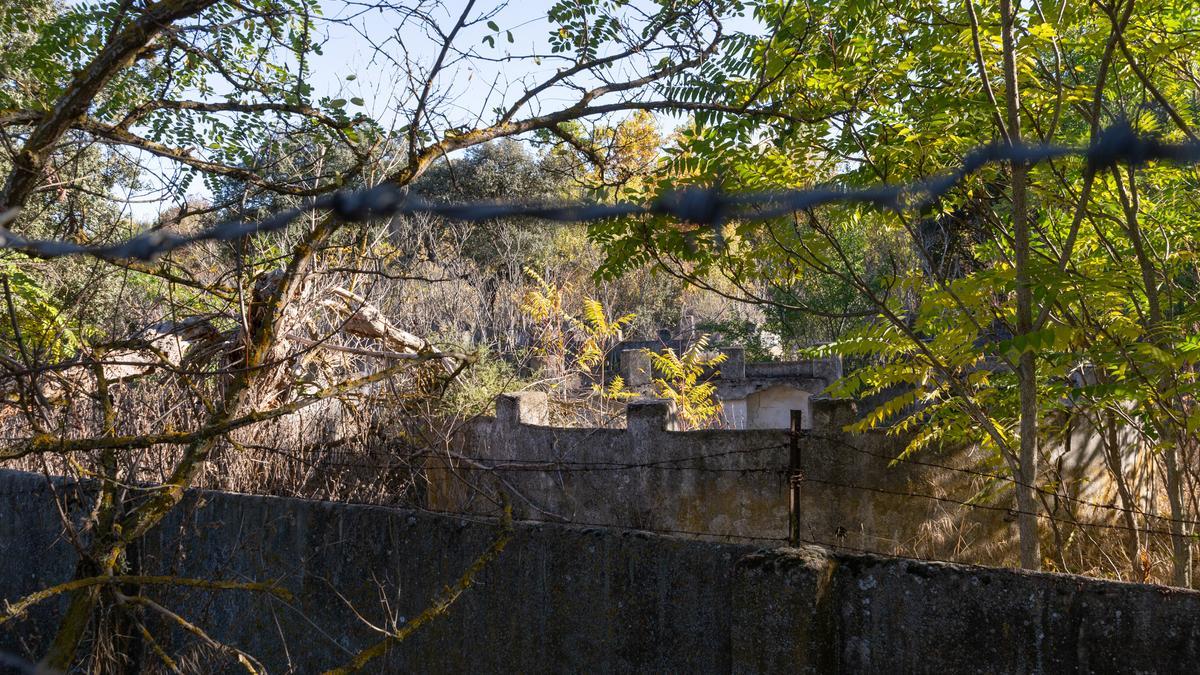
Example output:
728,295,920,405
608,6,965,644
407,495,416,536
432,393,1015,562
2,469,1197,674
0,469,752,673
435,393,793,540
733,547,1200,674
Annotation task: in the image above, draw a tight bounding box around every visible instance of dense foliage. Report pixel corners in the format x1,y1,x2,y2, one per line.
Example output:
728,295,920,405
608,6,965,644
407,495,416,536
598,0,1200,581
4,0,1200,669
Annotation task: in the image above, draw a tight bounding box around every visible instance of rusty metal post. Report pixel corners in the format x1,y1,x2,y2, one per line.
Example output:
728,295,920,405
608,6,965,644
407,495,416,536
788,409,803,546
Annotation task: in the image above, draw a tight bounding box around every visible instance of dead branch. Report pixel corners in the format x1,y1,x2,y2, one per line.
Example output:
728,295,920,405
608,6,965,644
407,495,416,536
117,594,265,675
324,286,458,372
0,575,292,626
3,352,454,460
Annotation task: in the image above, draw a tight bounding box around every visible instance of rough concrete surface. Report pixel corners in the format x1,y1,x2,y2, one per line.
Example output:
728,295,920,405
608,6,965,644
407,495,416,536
0,469,752,673
733,547,1200,674
3,468,1197,673
433,393,1014,562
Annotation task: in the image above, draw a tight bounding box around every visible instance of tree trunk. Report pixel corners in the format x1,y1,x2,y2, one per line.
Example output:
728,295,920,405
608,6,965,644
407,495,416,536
1099,411,1143,573
1001,0,1041,570
1162,444,1192,586
1113,164,1191,586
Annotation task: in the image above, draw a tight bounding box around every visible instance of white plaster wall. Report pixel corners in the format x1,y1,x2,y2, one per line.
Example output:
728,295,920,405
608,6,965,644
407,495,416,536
745,385,812,430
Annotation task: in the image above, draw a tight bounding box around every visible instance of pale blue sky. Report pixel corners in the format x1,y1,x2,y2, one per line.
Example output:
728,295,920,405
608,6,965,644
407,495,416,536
120,1,765,221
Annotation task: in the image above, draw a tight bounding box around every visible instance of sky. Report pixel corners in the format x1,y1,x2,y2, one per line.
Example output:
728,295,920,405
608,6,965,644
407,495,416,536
309,0,562,123
120,0,766,222
307,1,763,127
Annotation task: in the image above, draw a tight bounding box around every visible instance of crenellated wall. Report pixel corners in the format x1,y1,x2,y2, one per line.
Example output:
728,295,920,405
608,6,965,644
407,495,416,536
430,393,1016,562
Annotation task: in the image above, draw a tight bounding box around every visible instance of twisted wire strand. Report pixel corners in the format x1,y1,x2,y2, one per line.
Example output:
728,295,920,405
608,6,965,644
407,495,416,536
0,122,1195,261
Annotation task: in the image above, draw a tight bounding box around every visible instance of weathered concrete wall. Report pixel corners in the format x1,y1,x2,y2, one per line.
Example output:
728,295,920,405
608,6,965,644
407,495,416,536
733,546,1200,674
3,469,1198,673
434,394,796,540
432,393,1015,563
0,469,752,672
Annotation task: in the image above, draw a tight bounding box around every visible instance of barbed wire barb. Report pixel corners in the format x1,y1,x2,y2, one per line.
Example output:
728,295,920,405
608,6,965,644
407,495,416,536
1,123,1197,262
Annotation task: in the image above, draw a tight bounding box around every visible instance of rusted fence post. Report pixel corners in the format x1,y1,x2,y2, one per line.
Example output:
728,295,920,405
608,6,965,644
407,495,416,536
788,409,803,546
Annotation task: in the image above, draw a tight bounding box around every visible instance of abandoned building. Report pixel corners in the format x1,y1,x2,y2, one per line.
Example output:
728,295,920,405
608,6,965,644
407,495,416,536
614,339,842,430
0,327,1173,672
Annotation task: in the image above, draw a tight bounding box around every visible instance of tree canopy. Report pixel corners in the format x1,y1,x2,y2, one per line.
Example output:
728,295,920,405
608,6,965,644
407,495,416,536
4,0,1200,669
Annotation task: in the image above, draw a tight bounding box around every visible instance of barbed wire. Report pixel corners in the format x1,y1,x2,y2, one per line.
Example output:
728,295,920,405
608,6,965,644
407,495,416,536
1,122,1197,261
400,472,1189,542
411,465,1194,540
143,434,1200,527
0,471,1185,568
219,444,1200,535
802,432,1186,526
8,427,1195,532
428,434,1200,529
0,469,1148,563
